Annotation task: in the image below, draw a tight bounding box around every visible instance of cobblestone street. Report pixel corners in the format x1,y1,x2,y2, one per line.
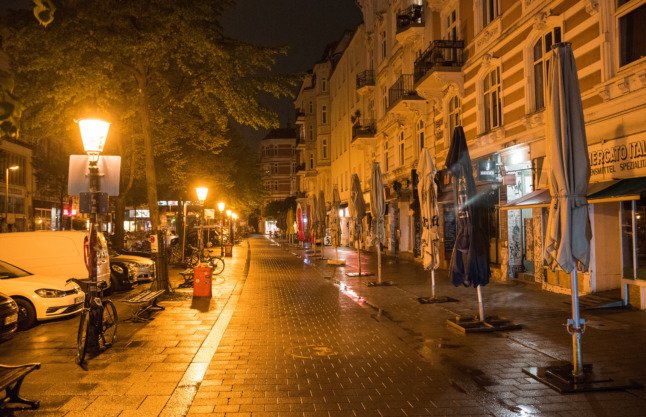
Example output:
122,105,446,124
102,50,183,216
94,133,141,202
1,235,645,416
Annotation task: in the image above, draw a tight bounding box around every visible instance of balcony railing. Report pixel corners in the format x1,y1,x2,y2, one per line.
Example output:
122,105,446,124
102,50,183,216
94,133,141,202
295,163,306,172
396,4,424,33
352,120,377,140
356,70,375,89
388,75,418,109
413,40,465,83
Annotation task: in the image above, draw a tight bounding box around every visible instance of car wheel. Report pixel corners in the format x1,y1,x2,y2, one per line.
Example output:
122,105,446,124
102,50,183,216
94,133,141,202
14,298,36,331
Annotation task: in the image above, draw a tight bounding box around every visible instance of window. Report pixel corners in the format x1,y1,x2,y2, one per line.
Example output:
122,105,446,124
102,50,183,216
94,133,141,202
417,120,425,154
321,77,327,92
322,138,328,159
272,163,278,174
309,125,313,141
273,181,278,191
617,2,646,67
445,8,458,40
532,27,562,111
448,96,461,137
381,31,387,60
321,105,327,124
309,153,314,169
482,0,499,28
398,132,405,166
309,101,313,113
384,140,390,172
483,67,502,132
382,86,388,114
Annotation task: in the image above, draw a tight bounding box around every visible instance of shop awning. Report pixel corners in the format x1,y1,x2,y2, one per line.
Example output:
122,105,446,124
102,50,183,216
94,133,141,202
501,180,626,210
587,177,646,203
499,189,551,210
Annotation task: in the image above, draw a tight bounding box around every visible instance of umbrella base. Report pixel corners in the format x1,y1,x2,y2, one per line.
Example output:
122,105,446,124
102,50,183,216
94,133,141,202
523,363,641,393
417,296,459,304
446,315,522,333
327,259,346,266
346,272,374,277
367,280,394,287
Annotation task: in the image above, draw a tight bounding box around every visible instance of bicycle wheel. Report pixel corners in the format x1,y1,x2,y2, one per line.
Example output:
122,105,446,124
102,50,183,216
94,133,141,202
210,257,225,275
100,300,118,348
76,309,90,365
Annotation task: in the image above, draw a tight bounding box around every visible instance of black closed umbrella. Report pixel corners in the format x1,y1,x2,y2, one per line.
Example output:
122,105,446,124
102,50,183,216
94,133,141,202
445,126,490,289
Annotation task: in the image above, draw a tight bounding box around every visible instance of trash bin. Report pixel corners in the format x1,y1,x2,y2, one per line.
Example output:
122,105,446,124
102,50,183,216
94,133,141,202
193,265,213,298
224,244,233,257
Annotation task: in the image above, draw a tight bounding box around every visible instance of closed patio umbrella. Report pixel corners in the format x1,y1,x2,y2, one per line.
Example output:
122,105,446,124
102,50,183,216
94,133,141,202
418,148,453,303
328,186,345,265
286,207,295,245
347,174,370,276
318,190,327,259
370,162,388,284
296,203,304,243
445,126,490,320
542,42,592,381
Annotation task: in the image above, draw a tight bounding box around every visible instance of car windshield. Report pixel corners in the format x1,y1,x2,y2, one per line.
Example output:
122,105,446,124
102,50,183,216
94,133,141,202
0,260,32,279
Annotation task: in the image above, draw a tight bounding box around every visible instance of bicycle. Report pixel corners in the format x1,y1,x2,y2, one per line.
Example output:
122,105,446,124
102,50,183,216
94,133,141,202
68,278,118,366
186,244,225,275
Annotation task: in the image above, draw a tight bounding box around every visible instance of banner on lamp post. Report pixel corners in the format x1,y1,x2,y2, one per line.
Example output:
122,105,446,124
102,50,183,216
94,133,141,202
68,155,121,196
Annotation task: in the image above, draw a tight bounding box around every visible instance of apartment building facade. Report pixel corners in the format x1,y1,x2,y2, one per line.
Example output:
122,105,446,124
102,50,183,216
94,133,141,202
260,128,301,206
295,0,646,307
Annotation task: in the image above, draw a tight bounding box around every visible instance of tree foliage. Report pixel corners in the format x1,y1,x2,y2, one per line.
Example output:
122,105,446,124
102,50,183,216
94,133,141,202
1,0,297,229
264,196,296,231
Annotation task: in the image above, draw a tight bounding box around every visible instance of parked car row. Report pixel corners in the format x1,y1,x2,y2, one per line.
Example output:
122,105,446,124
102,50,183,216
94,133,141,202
0,231,155,334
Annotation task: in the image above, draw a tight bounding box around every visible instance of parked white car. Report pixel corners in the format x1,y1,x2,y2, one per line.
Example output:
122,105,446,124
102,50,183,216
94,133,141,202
0,259,85,330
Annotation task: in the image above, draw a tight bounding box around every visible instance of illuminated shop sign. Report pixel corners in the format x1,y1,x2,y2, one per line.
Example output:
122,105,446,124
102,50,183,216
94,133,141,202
589,136,646,181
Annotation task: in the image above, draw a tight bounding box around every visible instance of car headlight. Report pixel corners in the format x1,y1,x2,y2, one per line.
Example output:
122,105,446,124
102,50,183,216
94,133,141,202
35,289,68,298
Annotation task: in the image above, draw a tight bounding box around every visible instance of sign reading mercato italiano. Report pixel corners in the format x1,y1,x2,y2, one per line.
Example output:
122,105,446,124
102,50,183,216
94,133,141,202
588,136,646,182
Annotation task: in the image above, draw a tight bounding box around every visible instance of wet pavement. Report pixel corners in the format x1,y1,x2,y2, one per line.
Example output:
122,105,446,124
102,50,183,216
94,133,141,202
1,235,645,416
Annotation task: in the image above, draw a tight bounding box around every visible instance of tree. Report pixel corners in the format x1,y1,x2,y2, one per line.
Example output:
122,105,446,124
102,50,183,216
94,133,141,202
264,196,296,232
2,0,297,234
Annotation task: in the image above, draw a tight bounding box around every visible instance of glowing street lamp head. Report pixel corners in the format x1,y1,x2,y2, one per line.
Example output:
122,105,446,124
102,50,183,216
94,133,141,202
217,202,225,212
195,187,208,202
79,119,110,155
8,165,19,172
226,209,232,217
232,213,238,220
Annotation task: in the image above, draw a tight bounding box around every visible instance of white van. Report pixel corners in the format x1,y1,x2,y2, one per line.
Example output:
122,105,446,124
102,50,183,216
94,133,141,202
0,230,110,285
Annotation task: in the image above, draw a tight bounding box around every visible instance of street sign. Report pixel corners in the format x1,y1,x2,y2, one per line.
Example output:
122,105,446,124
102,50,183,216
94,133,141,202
150,234,158,253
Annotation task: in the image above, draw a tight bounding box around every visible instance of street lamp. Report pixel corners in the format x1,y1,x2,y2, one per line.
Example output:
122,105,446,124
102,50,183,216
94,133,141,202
79,117,110,354
217,202,225,256
4,165,19,232
195,187,208,255
226,209,232,244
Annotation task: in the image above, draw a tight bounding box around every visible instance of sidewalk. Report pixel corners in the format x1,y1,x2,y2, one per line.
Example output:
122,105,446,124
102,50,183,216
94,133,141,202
0,243,248,416
284,240,646,395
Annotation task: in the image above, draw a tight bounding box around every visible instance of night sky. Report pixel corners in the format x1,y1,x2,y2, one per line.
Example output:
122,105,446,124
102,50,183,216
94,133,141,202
221,0,363,140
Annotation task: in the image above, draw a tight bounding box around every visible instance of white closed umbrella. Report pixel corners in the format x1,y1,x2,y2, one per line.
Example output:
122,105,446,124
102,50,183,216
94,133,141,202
418,148,451,302
544,42,591,379
328,186,345,265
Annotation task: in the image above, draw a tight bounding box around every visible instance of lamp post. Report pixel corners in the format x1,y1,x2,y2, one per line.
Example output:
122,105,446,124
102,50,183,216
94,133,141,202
231,212,238,244
217,202,225,256
225,209,232,244
195,187,208,256
79,117,110,353
4,165,19,232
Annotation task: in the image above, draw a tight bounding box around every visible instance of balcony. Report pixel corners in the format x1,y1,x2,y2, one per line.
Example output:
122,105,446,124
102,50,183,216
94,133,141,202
387,74,423,113
351,120,376,145
356,70,375,95
295,163,306,173
295,108,305,124
396,4,424,44
413,40,465,97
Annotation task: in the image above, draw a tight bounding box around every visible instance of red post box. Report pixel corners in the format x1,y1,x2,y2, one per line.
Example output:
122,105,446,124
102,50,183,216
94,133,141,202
193,265,213,298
